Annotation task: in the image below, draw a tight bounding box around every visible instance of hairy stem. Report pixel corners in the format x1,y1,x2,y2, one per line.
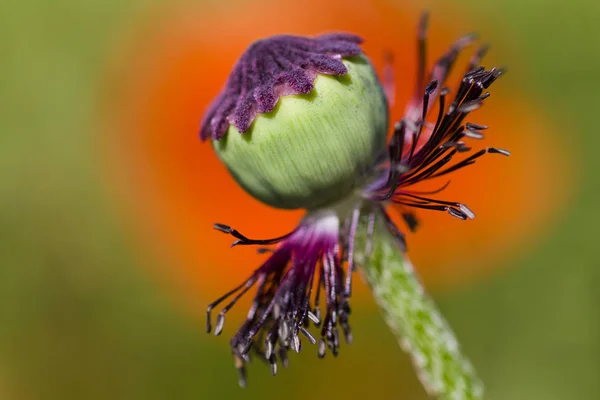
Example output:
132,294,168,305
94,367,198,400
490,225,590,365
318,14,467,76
354,206,483,399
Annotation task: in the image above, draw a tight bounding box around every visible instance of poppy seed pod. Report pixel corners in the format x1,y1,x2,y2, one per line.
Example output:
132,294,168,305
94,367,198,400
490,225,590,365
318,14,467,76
201,34,388,210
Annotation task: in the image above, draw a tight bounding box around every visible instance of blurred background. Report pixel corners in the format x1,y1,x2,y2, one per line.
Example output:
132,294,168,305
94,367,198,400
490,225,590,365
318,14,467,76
1,0,598,399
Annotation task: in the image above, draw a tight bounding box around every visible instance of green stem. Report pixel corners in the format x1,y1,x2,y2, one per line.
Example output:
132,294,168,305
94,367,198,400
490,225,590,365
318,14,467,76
354,206,483,399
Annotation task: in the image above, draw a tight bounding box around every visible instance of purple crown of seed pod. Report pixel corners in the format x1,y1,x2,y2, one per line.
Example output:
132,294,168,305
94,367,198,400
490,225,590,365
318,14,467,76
199,34,364,141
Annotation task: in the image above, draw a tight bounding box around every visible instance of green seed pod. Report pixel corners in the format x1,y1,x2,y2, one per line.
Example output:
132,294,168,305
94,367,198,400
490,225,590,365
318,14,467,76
200,35,388,210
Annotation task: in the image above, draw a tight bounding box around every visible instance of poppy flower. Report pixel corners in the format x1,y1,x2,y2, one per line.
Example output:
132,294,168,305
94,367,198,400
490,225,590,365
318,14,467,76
102,0,568,303
198,8,513,386
101,0,571,390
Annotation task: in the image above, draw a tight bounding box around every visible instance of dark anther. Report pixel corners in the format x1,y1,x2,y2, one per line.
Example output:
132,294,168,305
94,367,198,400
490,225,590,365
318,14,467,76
300,326,317,345
269,354,277,376
318,338,327,358
290,332,302,353
465,122,488,130
402,212,419,232
214,313,226,336
307,310,320,325
488,147,510,156
448,207,468,220
425,80,439,94
206,310,212,333
464,128,484,140
278,320,290,341
264,338,274,360
459,204,476,219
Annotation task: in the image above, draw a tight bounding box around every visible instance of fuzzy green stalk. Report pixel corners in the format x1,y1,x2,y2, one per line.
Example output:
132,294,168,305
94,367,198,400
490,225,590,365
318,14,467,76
354,206,484,399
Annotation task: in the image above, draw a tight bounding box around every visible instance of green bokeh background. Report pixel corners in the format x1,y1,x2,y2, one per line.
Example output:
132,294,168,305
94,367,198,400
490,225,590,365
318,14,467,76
1,0,598,399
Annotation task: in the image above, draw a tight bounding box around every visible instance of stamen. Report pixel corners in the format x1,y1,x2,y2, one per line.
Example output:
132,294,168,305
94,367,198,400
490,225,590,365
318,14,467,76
213,223,296,247
464,65,485,79
213,276,258,335
441,141,471,152
395,192,476,221
464,128,484,140
428,149,486,179
397,202,450,212
290,331,301,353
400,180,451,195
448,207,468,220
300,326,317,345
318,338,327,358
206,275,257,333
307,310,320,325
265,335,274,359
402,212,419,232
208,214,354,383
409,80,438,162
459,204,476,219
269,354,277,376
465,122,488,131
402,149,458,186
214,313,226,336
488,147,511,156
432,87,448,136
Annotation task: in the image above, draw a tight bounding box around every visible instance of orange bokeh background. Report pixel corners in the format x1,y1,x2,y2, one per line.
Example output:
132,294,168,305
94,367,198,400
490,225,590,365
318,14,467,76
102,0,570,302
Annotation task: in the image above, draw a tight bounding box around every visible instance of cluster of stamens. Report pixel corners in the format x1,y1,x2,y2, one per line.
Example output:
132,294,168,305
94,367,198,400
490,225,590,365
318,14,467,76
206,212,358,387
365,14,509,230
